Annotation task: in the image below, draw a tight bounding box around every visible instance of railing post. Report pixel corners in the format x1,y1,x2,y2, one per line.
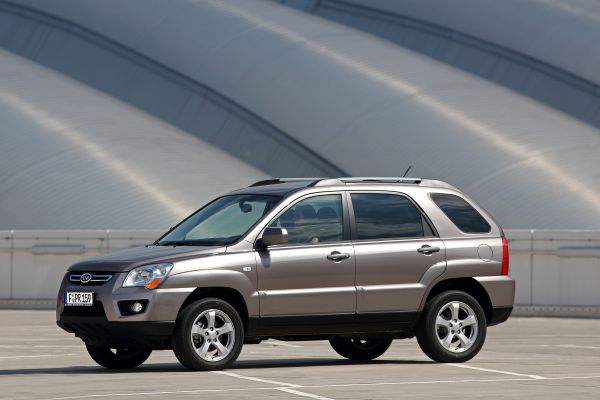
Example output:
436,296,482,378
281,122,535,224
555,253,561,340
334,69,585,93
9,230,14,300
106,229,110,253
529,229,534,305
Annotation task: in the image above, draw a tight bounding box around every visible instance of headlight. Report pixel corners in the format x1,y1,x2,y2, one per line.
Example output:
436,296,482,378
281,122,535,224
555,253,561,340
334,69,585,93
123,263,173,289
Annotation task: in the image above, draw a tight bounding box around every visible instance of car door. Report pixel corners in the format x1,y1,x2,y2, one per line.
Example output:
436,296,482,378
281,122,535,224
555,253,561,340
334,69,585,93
349,191,446,324
256,192,356,329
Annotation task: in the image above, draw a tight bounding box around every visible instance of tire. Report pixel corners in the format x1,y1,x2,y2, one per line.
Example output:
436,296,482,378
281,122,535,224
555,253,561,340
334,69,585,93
417,290,487,363
329,338,392,360
172,298,244,371
85,344,151,369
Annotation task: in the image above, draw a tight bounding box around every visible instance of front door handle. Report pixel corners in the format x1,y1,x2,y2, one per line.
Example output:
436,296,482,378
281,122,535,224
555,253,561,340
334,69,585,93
327,251,350,262
417,245,440,255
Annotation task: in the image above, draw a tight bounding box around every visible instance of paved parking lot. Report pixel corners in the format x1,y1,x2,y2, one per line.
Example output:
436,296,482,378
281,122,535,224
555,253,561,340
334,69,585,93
1,310,600,399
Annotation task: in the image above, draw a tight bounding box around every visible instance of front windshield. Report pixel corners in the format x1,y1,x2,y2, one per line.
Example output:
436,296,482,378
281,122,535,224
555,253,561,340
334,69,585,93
158,194,282,246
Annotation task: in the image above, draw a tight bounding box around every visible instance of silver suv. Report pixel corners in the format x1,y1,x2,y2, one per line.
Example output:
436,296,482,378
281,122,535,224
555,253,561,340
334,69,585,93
57,178,514,370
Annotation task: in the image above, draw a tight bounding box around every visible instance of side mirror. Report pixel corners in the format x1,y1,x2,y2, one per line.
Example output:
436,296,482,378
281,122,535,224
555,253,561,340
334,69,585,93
259,227,288,248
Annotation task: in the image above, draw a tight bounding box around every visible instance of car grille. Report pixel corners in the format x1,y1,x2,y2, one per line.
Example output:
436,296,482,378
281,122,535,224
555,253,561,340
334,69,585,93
69,272,114,286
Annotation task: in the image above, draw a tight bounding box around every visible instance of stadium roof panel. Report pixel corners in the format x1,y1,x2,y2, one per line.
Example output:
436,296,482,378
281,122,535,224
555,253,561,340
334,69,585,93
0,0,599,228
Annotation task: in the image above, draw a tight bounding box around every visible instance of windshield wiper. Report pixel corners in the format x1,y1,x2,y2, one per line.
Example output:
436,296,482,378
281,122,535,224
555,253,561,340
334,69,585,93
158,240,195,247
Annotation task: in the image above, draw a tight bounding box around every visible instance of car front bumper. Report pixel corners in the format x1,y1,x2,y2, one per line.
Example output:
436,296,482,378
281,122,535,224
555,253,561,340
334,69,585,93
57,317,175,348
56,272,193,348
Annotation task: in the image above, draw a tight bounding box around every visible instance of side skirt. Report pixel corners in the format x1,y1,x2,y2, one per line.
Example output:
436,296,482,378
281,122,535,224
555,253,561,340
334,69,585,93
246,311,420,340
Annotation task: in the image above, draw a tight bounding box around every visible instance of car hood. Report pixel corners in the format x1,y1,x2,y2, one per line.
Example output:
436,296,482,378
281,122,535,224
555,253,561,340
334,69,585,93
68,245,226,272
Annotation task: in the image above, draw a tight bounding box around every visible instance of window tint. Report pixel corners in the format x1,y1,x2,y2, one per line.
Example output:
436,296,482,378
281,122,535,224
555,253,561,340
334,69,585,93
269,195,343,244
430,193,491,233
351,193,424,240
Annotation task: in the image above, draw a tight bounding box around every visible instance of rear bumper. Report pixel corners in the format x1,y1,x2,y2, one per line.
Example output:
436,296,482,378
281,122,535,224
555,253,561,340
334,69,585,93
475,276,515,308
475,276,515,326
57,316,174,349
488,306,513,326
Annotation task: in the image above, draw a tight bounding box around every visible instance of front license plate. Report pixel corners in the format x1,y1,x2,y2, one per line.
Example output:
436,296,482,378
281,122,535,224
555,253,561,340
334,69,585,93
64,292,94,306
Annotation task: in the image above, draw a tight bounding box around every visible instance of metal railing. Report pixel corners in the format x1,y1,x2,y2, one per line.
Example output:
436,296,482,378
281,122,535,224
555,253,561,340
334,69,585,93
1,229,600,310
0,230,162,300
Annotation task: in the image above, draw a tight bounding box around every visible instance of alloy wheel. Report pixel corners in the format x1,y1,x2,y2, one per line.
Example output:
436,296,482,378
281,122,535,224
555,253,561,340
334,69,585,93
190,309,236,362
435,301,478,353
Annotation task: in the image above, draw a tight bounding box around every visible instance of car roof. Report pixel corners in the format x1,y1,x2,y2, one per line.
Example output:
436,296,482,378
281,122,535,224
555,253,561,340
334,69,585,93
228,180,321,196
228,178,458,197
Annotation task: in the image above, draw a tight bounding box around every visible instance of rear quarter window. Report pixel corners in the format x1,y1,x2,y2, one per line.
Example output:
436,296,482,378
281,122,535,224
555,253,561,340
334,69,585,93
430,193,491,234
350,193,425,240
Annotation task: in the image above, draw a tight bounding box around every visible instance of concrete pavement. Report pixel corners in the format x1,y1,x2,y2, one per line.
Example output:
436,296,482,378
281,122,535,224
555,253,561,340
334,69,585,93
1,310,599,399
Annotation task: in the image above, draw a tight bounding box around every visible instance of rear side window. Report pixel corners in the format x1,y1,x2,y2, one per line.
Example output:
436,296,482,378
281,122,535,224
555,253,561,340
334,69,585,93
351,193,424,240
430,193,491,233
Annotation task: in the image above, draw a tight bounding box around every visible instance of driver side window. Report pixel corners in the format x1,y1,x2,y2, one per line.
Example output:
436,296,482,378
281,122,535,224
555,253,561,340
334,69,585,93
269,194,343,244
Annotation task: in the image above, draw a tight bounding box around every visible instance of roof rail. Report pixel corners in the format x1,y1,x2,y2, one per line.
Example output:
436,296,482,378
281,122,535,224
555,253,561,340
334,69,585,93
339,177,422,184
248,178,325,187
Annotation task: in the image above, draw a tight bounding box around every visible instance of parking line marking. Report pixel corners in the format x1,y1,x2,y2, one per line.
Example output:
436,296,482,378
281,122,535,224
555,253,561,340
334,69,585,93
2,338,74,342
268,340,302,348
37,375,600,400
212,370,300,387
445,363,546,379
44,387,278,400
541,344,600,350
304,377,530,388
214,370,337,400
545,375,600,380
0,345,83,349
1,325,63,329
277,387,335,400
302,375,600,389
0,353,84,360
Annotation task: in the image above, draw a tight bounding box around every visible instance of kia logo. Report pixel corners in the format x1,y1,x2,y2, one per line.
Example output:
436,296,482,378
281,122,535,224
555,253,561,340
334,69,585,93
80,273,93,283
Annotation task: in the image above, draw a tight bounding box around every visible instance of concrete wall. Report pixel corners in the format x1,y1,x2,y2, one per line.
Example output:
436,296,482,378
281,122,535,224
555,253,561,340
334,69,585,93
509,230,600,306
2,229,599,310
0,230,161,301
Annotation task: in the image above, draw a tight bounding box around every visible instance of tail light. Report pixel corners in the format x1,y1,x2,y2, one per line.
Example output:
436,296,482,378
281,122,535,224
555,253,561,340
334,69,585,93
501,236,510,276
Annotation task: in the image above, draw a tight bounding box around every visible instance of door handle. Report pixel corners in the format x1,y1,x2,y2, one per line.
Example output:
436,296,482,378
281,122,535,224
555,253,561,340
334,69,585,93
417,245,440,255
327,251,350,261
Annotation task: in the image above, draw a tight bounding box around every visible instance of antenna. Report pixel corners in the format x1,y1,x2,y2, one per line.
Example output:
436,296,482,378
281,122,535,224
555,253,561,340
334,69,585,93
402,165,412,177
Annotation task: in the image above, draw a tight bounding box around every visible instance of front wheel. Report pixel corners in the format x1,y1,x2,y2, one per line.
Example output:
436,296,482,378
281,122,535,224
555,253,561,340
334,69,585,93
329,338,392,360
172,298,244,371
85,344,151,369
417,290,487,363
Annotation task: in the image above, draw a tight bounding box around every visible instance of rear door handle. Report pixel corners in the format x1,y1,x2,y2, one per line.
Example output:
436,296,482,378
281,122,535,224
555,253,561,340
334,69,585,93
327,251,350,261
417,245,440,255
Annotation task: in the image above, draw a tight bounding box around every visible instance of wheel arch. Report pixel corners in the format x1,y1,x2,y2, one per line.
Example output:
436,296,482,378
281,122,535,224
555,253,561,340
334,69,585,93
178,287,249,332
423,278,493,325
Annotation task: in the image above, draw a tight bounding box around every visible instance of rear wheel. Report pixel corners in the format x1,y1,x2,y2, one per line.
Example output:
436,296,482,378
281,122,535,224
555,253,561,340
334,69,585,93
172,298,244,371
329,338,392,360
85,344,151,369
417,290,486,363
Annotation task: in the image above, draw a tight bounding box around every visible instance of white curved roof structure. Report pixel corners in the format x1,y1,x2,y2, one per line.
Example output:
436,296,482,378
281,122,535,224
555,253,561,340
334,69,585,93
0,0,599,229
332,0,600,85
0,49,266,229
283,0,600,128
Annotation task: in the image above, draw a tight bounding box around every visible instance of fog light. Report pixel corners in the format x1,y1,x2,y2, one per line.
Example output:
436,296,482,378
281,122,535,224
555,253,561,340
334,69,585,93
130,302,144,313
118,300,148,316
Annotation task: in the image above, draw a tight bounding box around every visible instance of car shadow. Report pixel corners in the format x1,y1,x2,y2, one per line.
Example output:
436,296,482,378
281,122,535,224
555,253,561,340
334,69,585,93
0,358,434,376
